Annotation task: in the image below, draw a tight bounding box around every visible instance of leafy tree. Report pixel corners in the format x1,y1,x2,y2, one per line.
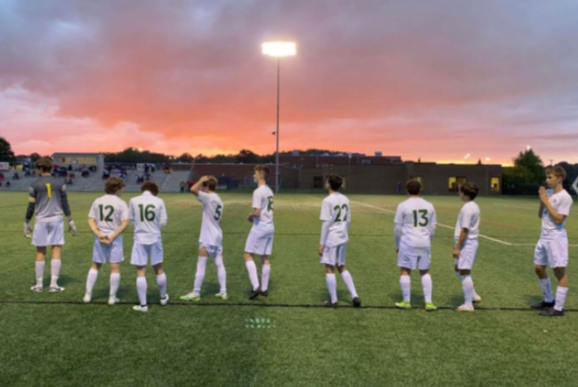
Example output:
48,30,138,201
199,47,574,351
177,153,195,163
0,137,16,162
513,149,544,183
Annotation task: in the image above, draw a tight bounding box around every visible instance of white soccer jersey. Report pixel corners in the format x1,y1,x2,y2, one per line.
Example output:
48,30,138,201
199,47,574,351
197,191,224,247
541,189,573,240
128,191,168,245
394,198,437,256
252,185,274,230
455,201,480,240
320,192,350,247
88,195,129,236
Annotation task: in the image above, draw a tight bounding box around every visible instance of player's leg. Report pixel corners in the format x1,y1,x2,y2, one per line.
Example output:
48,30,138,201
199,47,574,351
260,255,270,296
214,248,227,299
153,263,168,306
419,258,435,311
181,246,209,301
396,267,412,309
244,252,261,297
457,269,475,312
32,246,46,292
84,262,102,303
532,240,554,309
49,245,64,292
541,239,569,316
335,243,360,306
109,262,121,304
325,264,338,307
134,265,149,312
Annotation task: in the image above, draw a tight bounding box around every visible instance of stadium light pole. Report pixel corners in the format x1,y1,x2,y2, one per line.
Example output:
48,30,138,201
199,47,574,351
262,41,296,193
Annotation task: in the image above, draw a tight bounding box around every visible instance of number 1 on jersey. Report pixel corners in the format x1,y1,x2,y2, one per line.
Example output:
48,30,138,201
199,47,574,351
45,183,52,199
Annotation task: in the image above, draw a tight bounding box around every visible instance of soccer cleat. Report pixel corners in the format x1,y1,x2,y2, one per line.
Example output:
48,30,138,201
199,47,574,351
395,301,411,310
261,290,269,297
30,285,43,293
323,300,338,308
160,294,169,306
531,300,555,310
425,303,438,312
215,293,228,300
49,285,65,293
180,293,201,302
456,304,474,312
473,295,482,304
540,308,564,317
352,297,362,308
83,293,92,303
249,287,262,300
133,305,149,313
108,297,120,305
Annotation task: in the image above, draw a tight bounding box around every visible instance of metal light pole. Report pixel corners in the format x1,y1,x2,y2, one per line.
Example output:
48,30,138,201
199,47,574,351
262,41,296,193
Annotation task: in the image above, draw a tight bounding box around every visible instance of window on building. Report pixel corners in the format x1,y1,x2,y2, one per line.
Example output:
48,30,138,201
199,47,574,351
491,177,500,193
448,177,457,192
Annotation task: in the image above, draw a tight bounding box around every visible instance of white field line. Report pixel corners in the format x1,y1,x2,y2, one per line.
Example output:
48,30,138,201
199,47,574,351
351,200,513,246
510,243,578,248
494,203,537,210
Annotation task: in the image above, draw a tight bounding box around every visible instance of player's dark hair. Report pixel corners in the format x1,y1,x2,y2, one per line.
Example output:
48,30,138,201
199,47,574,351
203,176,218,191
255,165,270,180
406,179,421,195
327,174,343,191
105,177,126,194
36,158,53,173
460,182,479,200
141,181,159,196
550,166,567,181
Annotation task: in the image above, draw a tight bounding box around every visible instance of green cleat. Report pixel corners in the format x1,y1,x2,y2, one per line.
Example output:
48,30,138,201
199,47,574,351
395,301,411,310
425,303,437,312
180,293,201,302
215,293,228,300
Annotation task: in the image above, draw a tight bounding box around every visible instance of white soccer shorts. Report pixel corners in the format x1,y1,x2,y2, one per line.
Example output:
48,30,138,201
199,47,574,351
244,228,274,256
397,249,431,270
32,220,65,247
93,237,124,264
131,241,164,266
534,238,568,268
456,238,479,270
199,243,223,258
320,243,348,266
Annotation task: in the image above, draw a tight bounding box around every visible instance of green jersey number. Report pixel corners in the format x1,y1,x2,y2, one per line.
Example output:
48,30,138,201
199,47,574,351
267,196,274,212
334,204,349,222
412,209,429,227
138,204,156,222
98,205,114,222
214,205,223,221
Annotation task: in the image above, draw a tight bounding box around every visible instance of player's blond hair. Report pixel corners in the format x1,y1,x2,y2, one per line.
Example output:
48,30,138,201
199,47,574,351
549,166,567,181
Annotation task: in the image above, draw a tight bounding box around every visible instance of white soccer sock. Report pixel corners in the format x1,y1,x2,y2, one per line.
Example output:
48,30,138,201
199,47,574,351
539,278,554,303
261,264,271,292
156,273,167,299
136,277,147,306
215,256,227,294
461,275,474,307
110,273,120,297
326,273,337,303
340,270,358,299
400,275,411,303
457,270,479,299
554,286,568,311
85,269,98,294
245,260,260,291
193,257,208,295
50,260,61,287
35,261,45,285
421,273,433,304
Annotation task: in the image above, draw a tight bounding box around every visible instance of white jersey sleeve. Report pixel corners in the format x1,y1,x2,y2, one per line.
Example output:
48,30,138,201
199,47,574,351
159,199,168,228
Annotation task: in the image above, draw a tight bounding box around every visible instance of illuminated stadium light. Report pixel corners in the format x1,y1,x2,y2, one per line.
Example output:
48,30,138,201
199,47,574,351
526,145,532,151
486,157,491,162
262,42,296,57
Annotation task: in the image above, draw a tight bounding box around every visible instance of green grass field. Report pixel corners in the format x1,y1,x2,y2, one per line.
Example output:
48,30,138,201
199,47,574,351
1,191,577,386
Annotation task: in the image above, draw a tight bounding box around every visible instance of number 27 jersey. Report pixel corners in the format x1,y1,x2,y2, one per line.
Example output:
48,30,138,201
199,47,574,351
88,194,129,236
197,191,224,247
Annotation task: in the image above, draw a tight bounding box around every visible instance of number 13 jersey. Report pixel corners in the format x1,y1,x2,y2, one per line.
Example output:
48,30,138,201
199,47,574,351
394,198,437,256
197,191,224,247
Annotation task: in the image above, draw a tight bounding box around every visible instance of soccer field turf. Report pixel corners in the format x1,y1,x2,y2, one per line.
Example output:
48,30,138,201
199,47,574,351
1,191,577,386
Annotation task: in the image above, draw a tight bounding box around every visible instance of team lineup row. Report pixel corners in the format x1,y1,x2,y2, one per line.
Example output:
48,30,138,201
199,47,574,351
23,159,573,315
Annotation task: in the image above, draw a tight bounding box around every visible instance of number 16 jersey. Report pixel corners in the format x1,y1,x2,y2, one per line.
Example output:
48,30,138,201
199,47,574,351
88,194,129,236
128,191,168,245
197,191,224,247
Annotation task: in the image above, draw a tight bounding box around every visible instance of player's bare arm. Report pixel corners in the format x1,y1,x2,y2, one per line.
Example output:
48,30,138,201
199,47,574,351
539,187,566,224
453,228,469,258
248,208,261,222
190,176,210,196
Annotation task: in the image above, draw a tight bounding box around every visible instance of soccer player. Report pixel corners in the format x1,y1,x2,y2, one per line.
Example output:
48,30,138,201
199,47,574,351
318,174,361,308
531,166,573,317
244,166,274,299
180,176,227,301
394,179,437,311
128,181,169,312
453,183,482,312
25,157,77,293
83,177,130,305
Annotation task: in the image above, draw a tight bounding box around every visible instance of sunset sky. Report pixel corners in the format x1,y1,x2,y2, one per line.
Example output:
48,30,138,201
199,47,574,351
1,0,577,165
